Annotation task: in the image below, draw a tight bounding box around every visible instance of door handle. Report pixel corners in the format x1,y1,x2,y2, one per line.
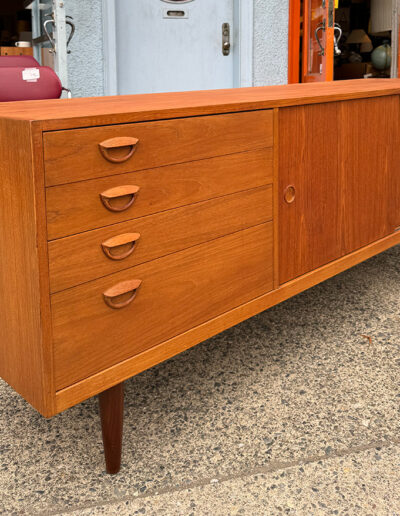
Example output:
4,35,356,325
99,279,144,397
99,137,139,163
101,233,141,261
103,279,142,309
284,185,296,204
222,23,230,56
43,18,56,54
334,23,342,56
315,20,326,56
100,185,140,212
66,16,76,54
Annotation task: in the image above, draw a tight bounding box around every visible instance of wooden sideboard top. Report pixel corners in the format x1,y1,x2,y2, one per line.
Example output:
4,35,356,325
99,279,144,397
0,79,399,131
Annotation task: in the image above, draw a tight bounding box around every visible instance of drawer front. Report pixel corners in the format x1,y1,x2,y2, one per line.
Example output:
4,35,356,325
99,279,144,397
49,186,273,293
52,223,274,389
46,148,273,239
44,110,274,186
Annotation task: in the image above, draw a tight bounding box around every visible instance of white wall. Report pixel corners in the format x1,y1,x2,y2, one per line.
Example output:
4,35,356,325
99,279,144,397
65,0,289,97
66,0,104,97
253,0,289,86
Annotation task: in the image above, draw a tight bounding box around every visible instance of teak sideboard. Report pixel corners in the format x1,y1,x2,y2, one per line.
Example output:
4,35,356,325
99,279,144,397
1,79,400,473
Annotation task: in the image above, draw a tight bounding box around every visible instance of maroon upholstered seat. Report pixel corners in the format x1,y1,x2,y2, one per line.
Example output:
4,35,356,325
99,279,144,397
0,56,62,101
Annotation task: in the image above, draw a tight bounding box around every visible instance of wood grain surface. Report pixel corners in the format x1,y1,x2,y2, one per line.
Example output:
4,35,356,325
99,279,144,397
0,119,51,415
55,229,400,413
279,96,400,284
98,382,124,474
48,186,273,293
43,110,273,186
46,148,273,239
338,96,400,253
52,223,274,389
279,103,342,284
0,79,398,131
1,81,400,419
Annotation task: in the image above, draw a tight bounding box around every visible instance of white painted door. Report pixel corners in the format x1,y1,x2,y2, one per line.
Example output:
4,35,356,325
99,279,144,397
115,0,234,94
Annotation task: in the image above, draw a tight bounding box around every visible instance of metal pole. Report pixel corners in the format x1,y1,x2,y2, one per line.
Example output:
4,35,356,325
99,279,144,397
52,0,69,89
391,0,400,78
31,0,42,63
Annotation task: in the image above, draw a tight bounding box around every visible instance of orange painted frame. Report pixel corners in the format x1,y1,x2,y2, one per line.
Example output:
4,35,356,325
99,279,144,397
288,0,301,83
398,11,400,77
289,0,334,83
302,0,334,82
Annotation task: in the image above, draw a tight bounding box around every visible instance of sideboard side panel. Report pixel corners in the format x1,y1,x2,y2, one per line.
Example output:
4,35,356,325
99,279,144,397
0,119,48,415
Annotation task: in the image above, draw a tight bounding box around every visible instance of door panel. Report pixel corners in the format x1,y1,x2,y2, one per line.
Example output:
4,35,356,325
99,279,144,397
339,96,400,254
279,103,341,284
302,0,335,82
115,0,234,94
279,96,400,285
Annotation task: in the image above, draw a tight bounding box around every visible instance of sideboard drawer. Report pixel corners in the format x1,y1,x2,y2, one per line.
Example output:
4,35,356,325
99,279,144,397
43,110,274,186
46,148,273,239
48,186,273,293
52,222,274,389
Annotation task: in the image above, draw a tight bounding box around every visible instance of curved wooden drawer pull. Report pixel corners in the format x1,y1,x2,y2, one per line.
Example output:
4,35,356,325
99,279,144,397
101,233,141,261
103,279,142,309
99,137,139,163
284,185,296,204
100,185,140,212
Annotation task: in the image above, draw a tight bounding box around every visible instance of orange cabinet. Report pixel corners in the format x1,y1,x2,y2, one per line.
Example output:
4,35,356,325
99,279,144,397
0,46,33,56
1,79,400,474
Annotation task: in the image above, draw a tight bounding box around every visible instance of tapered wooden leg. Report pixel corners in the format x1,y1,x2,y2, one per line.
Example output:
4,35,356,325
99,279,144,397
98,382,124,474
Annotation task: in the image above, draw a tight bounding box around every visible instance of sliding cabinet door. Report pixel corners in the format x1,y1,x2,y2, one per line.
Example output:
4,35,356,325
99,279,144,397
279,96,400,285
338,96,400,254
279,103,341,284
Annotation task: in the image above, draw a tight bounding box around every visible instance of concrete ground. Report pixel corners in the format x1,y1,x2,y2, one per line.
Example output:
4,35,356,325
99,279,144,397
1,245,400,516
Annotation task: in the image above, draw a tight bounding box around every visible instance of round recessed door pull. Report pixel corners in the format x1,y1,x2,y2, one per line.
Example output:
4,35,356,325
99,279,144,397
101,233,141,261
103,279,142,309
99,136,139,163
100,185,140,212
284,185,296,204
